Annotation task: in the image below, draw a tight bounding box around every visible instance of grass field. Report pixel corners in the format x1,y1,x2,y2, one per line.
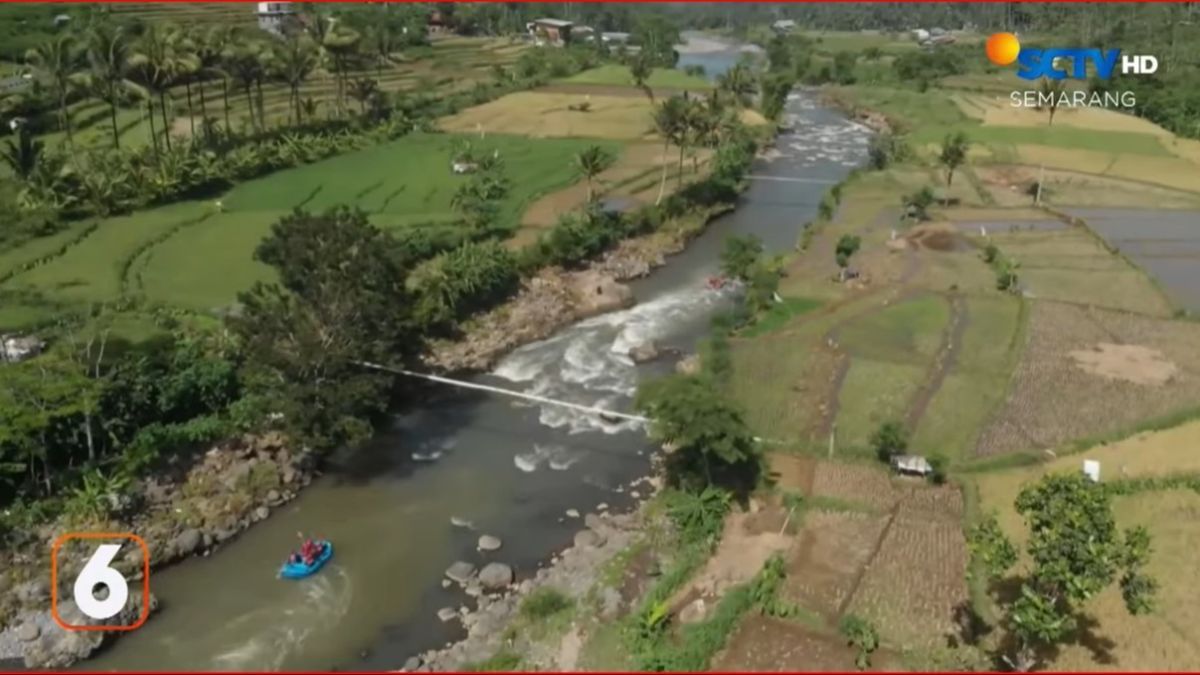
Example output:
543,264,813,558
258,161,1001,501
973,421,1200,670
559,64,713,90
439,91,657,139
3,132,607,313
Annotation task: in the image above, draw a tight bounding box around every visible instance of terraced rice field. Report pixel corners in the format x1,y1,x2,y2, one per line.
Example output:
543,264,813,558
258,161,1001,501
1,133,606,313
1064,208,1200,312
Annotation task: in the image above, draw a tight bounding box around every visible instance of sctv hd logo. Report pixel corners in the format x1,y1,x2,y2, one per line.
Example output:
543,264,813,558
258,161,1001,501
985,32,1157,80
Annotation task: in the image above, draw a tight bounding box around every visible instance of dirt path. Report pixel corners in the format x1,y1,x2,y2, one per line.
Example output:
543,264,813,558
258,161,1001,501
904,292,968,430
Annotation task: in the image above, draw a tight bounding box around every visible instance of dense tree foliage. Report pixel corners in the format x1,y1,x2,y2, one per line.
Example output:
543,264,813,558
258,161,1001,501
969,473,1158,672
230,207,419,448
635,373,761,494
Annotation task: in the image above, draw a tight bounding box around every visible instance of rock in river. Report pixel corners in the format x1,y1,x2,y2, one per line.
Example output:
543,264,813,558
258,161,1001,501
436,607,458,623
444,561,476,584
477,535,502,552
574,529,604,548
478,562,514,591
628,341,660,364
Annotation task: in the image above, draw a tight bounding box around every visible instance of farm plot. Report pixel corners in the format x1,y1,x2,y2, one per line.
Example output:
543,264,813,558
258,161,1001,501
989,227,1173,316
1015,145,1200,194
911,294,1024,461
972,165,1200,210
1064,208,1200,313
810,461,898,512
782,509,891,619
439,91,657,140
974,300,1200,457
1,202,207,304
3,133,602,312
843,486,969,650
558,64,713,90
712,614,900,671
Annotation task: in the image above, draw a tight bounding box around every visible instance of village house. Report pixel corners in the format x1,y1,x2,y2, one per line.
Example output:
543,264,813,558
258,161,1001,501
256,2,301,37
528,18,574,47
890,454,933,477
772,19,797,35
428,9,449,35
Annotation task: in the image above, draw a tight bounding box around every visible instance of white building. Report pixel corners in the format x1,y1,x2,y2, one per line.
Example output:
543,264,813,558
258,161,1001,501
257,2,299,37
772,20,797,34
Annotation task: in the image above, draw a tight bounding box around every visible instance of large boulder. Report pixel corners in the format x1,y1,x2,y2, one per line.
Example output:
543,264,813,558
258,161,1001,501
568,270,634,319
477,562,514,591
444,561,476,585
477,535,502,552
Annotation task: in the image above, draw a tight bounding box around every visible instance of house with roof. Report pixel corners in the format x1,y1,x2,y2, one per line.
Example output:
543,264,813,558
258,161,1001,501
256,2,301,37
528,18,574,47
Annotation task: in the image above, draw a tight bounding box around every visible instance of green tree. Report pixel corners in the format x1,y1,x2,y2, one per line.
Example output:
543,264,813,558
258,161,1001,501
573,145,614,203
629,54,654,103
835,234,861,268
870,420,907,462
968,473,1158,672
631,15,680,68
25,34,85,146
717,62,757,107
903,186,935,221
832,50,858,84
720,234,764,281
274,35,318,125
939,131,969,187
635,374,760,493
653,95,688,205
228,207,419,448
130,23,188,152
322,24,362,118
0,127,43,180
348,77,380,117
84,23,144,149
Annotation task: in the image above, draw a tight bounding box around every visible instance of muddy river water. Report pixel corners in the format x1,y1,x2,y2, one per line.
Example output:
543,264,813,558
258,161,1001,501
82,44,870,672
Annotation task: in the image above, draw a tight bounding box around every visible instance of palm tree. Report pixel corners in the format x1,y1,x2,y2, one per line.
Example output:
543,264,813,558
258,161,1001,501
1038,77,1065,126
653,95,688,205
629,56,654,103
0,128,43,180
718,63,756,108
348,77,379,117
574,145,614,203
85,23,143,149
168,30,201,140
366,24,398,77
25,35,85,146
130,24,184,151
226,41,269,132
323,24,362,118
197,25,235,136
939,132,969,187
675,95,705,187
275,36,318,125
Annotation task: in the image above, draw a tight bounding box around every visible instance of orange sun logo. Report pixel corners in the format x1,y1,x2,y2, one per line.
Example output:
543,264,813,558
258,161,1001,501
986,32,1021,66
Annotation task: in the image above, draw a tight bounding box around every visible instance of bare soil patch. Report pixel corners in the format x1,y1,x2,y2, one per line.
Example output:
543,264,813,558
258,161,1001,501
783,509,891,619
767,453,816,493
811,461,898,512
667,508,795,616
976,301,1200,456
1069,342,1179,386
905,224,969,252
713,615,901,671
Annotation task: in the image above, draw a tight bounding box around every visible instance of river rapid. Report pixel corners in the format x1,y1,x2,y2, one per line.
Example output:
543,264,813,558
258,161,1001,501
81,45,870,672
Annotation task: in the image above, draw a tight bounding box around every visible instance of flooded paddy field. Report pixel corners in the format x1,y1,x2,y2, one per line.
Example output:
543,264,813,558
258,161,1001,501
1066,208,1200,312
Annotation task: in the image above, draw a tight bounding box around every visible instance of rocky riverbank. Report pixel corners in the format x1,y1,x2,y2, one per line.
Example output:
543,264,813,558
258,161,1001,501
0,432,314,668
407,475,660,672
425,206,729,374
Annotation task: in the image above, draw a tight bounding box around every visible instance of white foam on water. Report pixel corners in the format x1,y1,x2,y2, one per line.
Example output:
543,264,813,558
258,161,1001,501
209,566,352,670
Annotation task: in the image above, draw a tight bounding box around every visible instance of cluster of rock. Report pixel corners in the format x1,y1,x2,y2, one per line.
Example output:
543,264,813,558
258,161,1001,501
424,267,635,373
0,432,311,668
409,508,640,672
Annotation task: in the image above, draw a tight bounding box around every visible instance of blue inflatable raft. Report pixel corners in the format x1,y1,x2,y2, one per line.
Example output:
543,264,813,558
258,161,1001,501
278,541,334,580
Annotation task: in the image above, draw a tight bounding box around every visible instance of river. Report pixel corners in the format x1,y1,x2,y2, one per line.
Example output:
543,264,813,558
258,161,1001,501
81,45,870,672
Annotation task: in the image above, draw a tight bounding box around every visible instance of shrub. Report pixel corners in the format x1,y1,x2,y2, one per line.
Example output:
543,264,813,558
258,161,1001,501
839,614,879,669
871,420,908,463
520,587,573,620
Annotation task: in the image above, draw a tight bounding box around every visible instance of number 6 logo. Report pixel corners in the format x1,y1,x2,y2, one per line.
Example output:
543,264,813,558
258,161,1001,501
51,532,150,631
